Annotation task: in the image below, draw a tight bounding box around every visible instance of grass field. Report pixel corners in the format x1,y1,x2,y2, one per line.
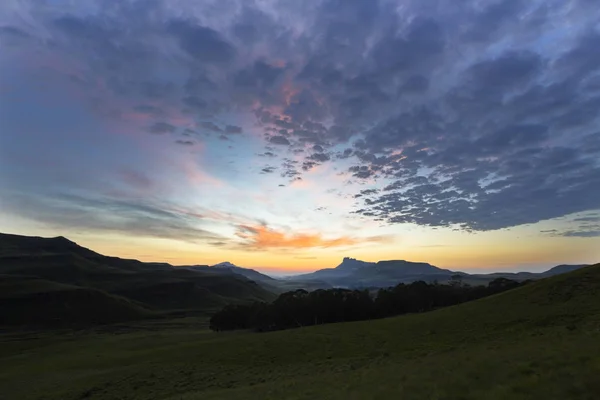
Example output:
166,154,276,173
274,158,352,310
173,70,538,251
1,264,599,400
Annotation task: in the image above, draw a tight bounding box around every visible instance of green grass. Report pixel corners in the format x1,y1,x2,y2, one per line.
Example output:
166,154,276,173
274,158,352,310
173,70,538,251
0,275,153,328
1,264,599,400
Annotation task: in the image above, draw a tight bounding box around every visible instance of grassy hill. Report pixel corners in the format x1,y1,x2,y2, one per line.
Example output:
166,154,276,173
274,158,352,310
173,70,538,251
0,275,152,328
0,233,275,326
1,263,598,399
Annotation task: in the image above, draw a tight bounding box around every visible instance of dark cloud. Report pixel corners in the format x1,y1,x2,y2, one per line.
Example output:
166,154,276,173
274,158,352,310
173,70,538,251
401,75,429,93
309,152,330,162
261,166,276,174
148,121,176,134
269,135,291,146
561,230,600,238
234,60,285,89
372,17,445,73
573,216,600,223
200,121,222,133
463,0,524,42
134,104,161,115
281,159,300,179
183,96,208,110
0,25,30,38
167,19,235,63
225,125,243,134
175,140,194,146
54,15,108,39
466,50,542,93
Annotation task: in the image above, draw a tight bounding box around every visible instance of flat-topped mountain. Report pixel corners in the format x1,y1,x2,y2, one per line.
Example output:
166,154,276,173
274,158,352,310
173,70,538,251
294,257,454,287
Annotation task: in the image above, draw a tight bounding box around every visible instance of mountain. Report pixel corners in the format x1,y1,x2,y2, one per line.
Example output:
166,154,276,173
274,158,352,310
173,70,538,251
336,257,376,271
210,261,277,282
468,264,590,285
543,264,589,276
212,261,237,268
0,233,275,327
295,257,455,288
184,261,277,285
185,262,332,292
295,257,591,288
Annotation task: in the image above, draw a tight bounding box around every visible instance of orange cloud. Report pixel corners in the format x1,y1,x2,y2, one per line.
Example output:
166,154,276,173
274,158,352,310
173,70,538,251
236,224,389,250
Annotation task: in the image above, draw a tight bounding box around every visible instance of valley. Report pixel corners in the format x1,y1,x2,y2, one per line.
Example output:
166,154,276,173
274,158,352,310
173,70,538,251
1,261,599,399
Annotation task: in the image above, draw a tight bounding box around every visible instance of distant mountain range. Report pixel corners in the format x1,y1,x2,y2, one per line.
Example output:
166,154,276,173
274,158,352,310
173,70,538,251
291,257,589,288
186,256,590,290
0,232,592,328
184,262,332,292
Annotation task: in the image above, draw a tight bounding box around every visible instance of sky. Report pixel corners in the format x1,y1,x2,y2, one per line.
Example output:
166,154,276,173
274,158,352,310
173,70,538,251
1,0,599,274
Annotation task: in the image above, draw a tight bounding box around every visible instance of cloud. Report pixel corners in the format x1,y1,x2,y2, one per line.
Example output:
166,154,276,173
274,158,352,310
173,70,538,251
0,25,30,39
1,192,224,243
261,166,276,174
175,139,194,146
119,169,153,191
573,216,600,223
167,19,235,63
3,0,600,238
199,121,222,133
225,125,243,134
134,104,162,115
148,121,177,134
269,135,291,145
308,152,330,162
235,224,387,250
561,230,600,238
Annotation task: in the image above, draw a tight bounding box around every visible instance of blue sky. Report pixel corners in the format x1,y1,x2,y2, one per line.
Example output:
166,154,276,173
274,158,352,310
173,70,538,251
0,0,599,273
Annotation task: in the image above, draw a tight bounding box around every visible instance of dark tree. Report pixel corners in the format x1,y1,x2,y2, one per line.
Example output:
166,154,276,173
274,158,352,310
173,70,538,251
209,278,524,332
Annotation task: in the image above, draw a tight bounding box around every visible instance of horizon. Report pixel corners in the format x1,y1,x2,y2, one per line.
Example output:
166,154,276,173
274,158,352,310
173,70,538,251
1,1,599,273
1,231,591,277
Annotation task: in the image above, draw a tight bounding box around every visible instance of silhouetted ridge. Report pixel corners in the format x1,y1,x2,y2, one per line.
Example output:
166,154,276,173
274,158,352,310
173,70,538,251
335,257,375,270
544,264,588,275
0,232,276,327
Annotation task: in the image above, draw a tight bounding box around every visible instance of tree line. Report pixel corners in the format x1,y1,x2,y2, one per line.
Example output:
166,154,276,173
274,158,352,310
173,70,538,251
209,277,528,332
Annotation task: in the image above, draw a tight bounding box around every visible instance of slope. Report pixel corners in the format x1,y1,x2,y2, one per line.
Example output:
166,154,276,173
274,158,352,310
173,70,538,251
0,275,151,328
1,264,598,399
0,233,275,316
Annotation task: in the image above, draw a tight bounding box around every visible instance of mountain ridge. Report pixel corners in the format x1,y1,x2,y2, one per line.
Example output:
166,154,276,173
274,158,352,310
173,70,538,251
294,256,591,288
0,232,275,328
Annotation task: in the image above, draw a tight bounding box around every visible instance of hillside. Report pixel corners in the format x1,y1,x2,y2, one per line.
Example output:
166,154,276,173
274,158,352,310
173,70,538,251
1,264,598,399
0,233,275,326
0,275,151,328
